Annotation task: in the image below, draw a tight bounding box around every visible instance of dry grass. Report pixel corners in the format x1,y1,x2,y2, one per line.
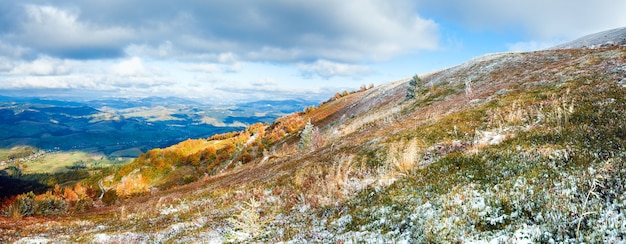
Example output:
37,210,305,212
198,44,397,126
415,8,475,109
226,198,271,241
338,106,403,138
2,46,624,243
322,156,356,202
290,156,359,206
386,139,421,176
487,101,528,129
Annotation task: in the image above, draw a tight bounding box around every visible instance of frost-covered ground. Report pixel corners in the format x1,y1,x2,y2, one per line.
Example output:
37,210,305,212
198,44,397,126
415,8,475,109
551,26,626,50
2,44,625,244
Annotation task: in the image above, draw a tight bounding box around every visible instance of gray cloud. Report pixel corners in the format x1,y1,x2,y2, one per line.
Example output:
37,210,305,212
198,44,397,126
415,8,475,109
0,0,441,98
0,0,439,63
5,4,134,59
5,0,623,100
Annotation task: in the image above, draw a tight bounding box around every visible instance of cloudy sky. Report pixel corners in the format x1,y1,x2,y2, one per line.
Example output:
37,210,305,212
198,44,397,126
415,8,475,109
1,0,624,103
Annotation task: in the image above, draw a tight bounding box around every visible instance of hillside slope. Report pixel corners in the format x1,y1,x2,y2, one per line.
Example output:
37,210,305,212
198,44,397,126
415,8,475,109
2,45,625,243
551,26,626,50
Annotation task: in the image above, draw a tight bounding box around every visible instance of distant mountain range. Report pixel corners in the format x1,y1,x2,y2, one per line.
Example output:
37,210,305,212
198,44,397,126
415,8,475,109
0,96,317,157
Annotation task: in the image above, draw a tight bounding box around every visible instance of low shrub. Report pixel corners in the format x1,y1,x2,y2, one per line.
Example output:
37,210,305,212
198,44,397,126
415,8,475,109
13,192,36,217
34,191,67,216
115,174,149,198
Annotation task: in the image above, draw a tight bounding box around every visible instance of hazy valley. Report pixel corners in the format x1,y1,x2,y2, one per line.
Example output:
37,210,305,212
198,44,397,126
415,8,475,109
0,97,316,198
0,96,316,156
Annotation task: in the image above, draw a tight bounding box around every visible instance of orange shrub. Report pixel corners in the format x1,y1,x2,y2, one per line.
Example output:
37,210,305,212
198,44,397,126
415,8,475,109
210,131,240,141
203,144,217,156
63,187,79,203
115,174,149,198
264,113,306,145
187,153,201,166
74,182,88,199
54,184,63,196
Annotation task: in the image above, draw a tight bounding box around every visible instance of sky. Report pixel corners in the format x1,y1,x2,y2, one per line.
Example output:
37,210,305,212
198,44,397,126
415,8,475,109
0,0,625,103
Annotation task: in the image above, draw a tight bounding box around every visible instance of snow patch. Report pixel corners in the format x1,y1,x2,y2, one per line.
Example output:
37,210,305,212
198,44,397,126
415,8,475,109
15,237,51,244
160,202,190,215
474,129,512,146
91,232,147,243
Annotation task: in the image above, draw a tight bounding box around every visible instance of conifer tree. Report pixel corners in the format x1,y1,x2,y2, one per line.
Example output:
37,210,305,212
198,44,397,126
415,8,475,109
406,74,423,100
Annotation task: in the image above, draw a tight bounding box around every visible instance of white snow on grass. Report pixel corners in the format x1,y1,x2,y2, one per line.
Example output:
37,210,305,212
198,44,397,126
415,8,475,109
91,232,148,243
15,237,51,244
159,202,190,216
474,129,512,146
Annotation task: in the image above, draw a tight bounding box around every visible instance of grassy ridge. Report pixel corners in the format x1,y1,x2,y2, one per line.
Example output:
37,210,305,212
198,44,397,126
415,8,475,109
1,46,624,243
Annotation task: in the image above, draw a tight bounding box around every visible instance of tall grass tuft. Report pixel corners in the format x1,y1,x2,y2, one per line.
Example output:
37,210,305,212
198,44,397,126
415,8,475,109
387,139,420,176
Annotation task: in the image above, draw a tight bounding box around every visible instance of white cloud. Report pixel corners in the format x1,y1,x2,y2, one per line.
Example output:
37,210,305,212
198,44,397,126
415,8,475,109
109,57,147,77
1,72,178,95
179,61,241,74
298,60,373,79
180,63,222,73
2,75,99,90
251,78,278,88
217,53,238,64
9,56,75,76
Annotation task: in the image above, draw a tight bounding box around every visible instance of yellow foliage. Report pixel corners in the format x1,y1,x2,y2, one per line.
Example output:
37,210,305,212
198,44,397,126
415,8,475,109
54,184,63,196
115,174,149,198
74,182,88,199
265,113,306,144
63,187,79,203
204,144,217,156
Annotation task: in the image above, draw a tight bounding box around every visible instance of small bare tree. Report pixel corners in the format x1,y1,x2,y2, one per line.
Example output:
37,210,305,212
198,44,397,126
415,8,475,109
299,120,323,151
465,79,473,98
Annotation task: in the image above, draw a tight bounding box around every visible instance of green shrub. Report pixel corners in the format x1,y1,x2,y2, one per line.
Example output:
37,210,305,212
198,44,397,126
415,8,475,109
182,174,195,185
102,190,119,206
14,192,36,217
34,192,67,216
73,198,93,213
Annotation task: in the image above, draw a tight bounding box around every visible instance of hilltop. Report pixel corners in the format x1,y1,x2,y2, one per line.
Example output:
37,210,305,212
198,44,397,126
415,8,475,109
550,26,626,50
1,32,625,242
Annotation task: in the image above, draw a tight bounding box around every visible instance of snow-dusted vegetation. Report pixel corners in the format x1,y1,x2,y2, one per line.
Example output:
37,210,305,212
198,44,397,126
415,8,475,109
2,44,625,243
